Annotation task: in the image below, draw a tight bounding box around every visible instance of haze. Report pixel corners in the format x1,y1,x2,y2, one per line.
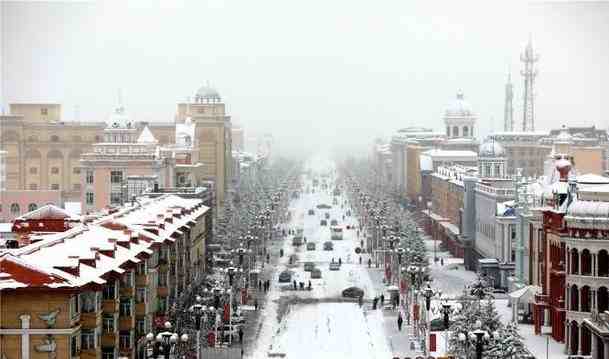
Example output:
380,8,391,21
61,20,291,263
1,0,608,156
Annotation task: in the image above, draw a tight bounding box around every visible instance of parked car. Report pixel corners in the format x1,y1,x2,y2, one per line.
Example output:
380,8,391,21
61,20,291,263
304,262,315,272
292,236,303,246
330,219,338,226
311,268,322,279
306,242,316,251
219,324,242,342
342,287,364,298
308,209,315,215
320,219,327,226
329,262,340,271
278,270,291,283
323,241,334,251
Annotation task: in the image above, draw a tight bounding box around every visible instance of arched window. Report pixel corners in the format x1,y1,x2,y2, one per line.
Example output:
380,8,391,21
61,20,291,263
581,249,592,275
598,287,609,313
570,284,579,311
10,203,20,215
463,126,469,137
28,203,38,212
571,248,579,274
581,286,591,312
452,126,459,137
599,250,609,276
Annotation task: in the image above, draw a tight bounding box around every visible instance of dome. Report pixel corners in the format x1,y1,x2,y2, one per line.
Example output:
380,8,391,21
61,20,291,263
106,106,132,129
555,127,573,143
445,91,473,117
479,140,505,157
195,84,221,101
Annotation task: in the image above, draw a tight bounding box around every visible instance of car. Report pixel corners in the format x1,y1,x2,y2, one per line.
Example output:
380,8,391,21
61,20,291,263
320,219,327,226
329,262,340,271
308,209,315,215
323,241,333,251
304,262,315,272
330,219,338,226
231,314,246,324
278,270,291,283
311,268,322,279
342,286,364,298
292,236,303,246
219,324,242,342
306,242,316,251
316,204,332,209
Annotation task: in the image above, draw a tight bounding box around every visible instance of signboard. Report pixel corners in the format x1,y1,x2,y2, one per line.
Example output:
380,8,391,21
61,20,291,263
429,333,437,352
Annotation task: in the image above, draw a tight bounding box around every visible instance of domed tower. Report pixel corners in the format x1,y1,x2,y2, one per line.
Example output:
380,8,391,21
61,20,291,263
444,91,477,139
194,84,222,104
478,138,506,178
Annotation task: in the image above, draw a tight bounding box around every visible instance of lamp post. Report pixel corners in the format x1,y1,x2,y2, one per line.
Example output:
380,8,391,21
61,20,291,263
421,284,441,356
438,300,454,355
189,296,206,359
145,321,189,359
458,320,491,359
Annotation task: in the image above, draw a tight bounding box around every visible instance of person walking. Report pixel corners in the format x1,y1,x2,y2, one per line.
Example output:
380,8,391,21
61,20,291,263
258,280,262,291
397,314,403,331
293,280,297,290
372,297,378,310
359,256,362,265
358,294,363,308
254,298,259,311
238,327,244,344
380,294,385,306
368,258,372,268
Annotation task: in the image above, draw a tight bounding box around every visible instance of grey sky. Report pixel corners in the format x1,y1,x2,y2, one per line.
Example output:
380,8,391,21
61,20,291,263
1,1,608,156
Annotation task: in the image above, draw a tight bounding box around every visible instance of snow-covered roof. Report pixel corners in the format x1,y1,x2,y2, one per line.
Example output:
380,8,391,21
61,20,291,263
445,91,474,117
422,149,478,158
16,204,79,221
0,194,208,290
137,126,158,144
576,174,609,185
64,202,82,216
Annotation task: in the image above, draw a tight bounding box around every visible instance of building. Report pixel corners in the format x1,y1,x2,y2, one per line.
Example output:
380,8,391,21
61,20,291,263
442,91,479,152
175,85,232,204
0,189,64,222
0,194,210,359
79,106,176,212
488,132,552,177
231,126,244,152
0,149,7,191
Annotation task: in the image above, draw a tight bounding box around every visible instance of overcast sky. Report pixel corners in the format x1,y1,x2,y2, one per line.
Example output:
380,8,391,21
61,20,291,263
1,1,608,156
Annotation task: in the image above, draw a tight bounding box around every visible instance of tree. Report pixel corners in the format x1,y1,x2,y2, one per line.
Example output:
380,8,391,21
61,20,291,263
486,322,529,359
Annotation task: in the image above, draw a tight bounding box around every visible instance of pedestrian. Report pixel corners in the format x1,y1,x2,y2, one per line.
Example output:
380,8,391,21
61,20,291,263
380,294,385,306
360,240,364,248
293,280,297,290
359,256,362,265
358,295,363,308
397,314,403,331
338,257,342,265
238,327,244,343
308,280,312,290
254,298,259,311
258,280,262,291
372,297,378,310
368,258,372,268
441,258,444,266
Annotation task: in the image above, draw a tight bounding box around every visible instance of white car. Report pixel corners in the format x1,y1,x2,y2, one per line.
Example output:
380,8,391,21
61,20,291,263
329,262,340,271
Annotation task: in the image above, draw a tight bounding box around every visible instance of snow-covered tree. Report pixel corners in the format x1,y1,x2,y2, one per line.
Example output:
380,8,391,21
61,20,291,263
486,322,529,359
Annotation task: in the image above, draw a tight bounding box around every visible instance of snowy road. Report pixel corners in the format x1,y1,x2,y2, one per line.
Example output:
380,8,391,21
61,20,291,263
247,166,392,359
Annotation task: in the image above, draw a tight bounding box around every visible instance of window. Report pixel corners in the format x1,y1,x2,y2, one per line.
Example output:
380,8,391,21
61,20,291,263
73,167,81,174
51,167,59,174
111,170,123,184
136,288,146,304
28,203,37,212
51,184,60,190
69,294,81,319
103,315,115,333
101,348,115,359
110,191,123,205
103,282,116,300
50,135,60,142
119,331,132,349
29,167,38,174
86,192,94,205
136,262,146,275
81,329,96,350
136,319,146,337
73,183,81,191
10,203,20,215
158,298,167,313
71,334,80,357
119,298,132,317
158,272,167,287
41,108,48,115
81,292,97,313
122,271,134,287
29,183,38,190
86,170,94,184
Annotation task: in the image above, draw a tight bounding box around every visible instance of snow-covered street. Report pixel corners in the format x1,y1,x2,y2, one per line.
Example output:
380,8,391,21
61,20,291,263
247,168,393,359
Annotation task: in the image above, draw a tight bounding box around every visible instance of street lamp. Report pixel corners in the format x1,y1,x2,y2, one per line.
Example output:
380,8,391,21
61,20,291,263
458,320,491,359
189,296,205,359
145,321,189,359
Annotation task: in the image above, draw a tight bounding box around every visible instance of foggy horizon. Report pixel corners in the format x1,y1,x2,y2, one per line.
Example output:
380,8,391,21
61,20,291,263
2,1,609,156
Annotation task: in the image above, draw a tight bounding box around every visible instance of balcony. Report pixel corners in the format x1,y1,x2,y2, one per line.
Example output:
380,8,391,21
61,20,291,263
102,300,118,314
135,274,148,287
158,286,169,297
119,315,135,331
135,303,146,317
101,332,117,348
80,311,102,329
120,286,134,297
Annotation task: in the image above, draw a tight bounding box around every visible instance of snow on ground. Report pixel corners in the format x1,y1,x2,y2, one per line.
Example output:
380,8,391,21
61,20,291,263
247,170,394,359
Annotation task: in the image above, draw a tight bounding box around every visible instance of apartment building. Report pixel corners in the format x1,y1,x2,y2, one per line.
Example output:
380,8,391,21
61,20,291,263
0,194,210,359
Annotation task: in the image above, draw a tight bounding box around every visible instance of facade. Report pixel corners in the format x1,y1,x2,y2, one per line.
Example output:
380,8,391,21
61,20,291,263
419,149,478,172
175,85,232,204
0,194,210,359
231,126,244,152
79,107,176,213
488,132,552,177
0,149,6,191
0,190,64,222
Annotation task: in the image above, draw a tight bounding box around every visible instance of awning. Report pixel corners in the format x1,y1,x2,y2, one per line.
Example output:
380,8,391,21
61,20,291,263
509,285,540,303
440,221,460,235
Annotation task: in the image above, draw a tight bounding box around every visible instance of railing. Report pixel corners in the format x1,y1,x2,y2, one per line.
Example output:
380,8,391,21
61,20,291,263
476,183,515,197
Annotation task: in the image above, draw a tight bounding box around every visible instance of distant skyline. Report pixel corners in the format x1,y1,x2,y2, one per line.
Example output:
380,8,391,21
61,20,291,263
2,1,609,156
